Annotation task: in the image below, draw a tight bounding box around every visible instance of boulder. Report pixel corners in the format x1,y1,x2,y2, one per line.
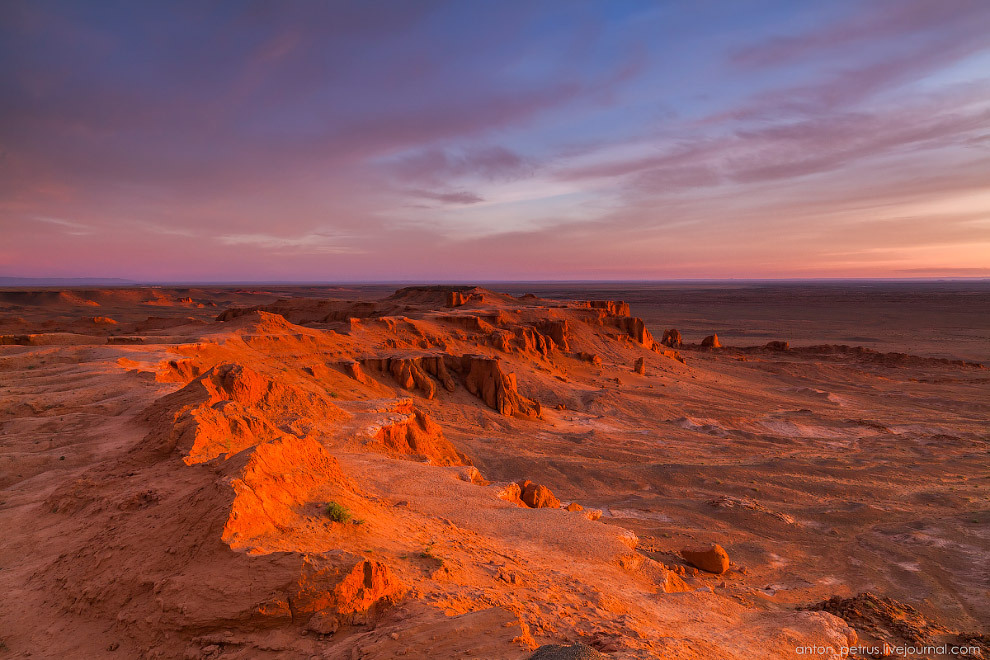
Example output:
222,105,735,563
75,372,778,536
565,502,584,512
306,611,340,635
661,328,682,347
633,357,645,375
495,482,525,507
575,352,602,365
681,544,730,574
518,481,561,509
701,334,721,348
764,340,789,351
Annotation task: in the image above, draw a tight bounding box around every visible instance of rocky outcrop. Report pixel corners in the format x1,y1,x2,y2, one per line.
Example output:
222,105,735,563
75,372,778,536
149,363,349,465
764,340,789,351
364,403,470,466
615,316,654,347
294,556,405,624
681,544,730,574
701,334,721,348
362,357,438,399
338,360,369,384
223,435,353,549
582,300,630,317
458,356,541,418
575,352,602,365
805,592,988,657
661,328,682,347
517,480,561,508
438,314,495,334
633,357,646,374
360,356,456,398
446,291,483,307
535,320,570,352
512,326,556,358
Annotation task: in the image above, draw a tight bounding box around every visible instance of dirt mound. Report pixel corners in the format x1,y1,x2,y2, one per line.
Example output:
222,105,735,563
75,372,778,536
361,401,471,466
148,362,349,464
807,593,989,659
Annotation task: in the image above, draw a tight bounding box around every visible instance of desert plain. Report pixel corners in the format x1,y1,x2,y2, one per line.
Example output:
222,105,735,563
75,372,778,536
0,282,987,659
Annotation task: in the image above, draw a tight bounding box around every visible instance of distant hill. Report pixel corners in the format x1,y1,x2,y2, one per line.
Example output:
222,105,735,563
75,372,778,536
0,277,135,287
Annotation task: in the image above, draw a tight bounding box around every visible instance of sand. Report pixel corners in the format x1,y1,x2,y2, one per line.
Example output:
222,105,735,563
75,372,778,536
0,283,986,659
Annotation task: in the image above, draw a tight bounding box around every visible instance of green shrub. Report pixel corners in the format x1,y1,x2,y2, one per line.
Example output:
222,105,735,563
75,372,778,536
325,501,352,523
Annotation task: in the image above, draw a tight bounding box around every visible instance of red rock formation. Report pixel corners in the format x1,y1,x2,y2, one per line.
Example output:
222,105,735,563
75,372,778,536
661,328,682,347
459,356,541,418
361,357,439,398
339,360,369,384
222,435,352,549
150,363,348,465
652,344,685,363
583,300,630,317
575,352,602,365
519,481,561,508
633,357,646,375
156,358,202,383
512,325,556,358
681,544,730,574
535,320,570,352
446,291,483,307
701,334,721,348
419,355,457,391
294,555,404,620
615,316,654,347
764,340,789,351
439,314,495,333
365,404,470,466
495,481,526,507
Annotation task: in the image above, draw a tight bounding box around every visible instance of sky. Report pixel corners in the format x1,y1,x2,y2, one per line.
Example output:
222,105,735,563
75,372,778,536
2,0,989,281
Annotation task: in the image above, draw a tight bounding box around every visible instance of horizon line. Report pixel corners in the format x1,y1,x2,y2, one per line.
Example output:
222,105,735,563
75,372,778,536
2,276,989,287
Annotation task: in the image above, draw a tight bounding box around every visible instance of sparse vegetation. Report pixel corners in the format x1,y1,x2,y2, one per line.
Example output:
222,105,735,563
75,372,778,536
419,541,442,564
325,501,352,523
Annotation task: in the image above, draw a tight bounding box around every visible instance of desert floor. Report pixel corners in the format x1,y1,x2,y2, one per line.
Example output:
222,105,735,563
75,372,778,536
0,283,986,659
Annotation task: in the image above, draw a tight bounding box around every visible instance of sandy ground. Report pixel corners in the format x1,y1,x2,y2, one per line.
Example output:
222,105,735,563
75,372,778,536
0,284,986,659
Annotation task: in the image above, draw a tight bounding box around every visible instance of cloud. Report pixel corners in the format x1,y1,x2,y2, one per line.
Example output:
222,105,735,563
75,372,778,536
2,2,988,280
731,0,990,70
387,146,533,186
216,232,361,254
34,216,91,235
405,189,485,205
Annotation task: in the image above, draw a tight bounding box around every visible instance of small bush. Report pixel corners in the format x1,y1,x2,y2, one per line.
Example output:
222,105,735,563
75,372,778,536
325,501,352,523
